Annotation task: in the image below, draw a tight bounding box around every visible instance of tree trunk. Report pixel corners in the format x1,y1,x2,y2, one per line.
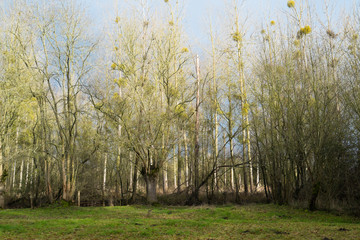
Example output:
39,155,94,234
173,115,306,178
25,160,29,187
129,152,133,190
19,159,24,189
223,132,227,190
256,159,260,191
247,126,253,192
0,179,4,209
173,145,177,190
46,161,53,203
77,191,81,207
103,152,108,206
193,55,201,202
0,140,5,209
130,154,138,202
144,174,157,203
184,131,189,188
61,147,68,201
162,160,168,194
177,143,181,193
309,182,320,211
12,160,16,190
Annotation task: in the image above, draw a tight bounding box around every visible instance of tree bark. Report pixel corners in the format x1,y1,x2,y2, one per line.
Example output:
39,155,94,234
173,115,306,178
163,160,168,194
177,143,181,193
130,154,139,202
193,55,201,202
144,174,157,203
184,131,189,188
0,140,5,209
173,145,177,190
309,182,320,211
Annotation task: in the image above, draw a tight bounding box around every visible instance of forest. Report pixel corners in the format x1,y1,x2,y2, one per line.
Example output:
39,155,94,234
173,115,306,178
0,0,359,215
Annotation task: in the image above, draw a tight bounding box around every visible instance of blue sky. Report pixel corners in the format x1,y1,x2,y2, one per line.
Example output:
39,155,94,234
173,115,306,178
86,0,353,46
1,0,354,47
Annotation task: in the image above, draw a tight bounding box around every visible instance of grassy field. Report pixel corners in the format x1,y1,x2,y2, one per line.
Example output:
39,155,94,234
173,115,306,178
0,204,359,240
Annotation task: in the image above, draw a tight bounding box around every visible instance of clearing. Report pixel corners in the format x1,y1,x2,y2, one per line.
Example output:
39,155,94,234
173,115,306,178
0,204,359,239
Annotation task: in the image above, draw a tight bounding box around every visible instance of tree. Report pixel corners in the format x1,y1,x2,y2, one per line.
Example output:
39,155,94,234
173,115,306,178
11,1,98,202
93,0,191,203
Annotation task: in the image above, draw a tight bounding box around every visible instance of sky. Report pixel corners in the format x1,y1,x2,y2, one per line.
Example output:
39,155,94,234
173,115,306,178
85,0,354,47
0,0,355,48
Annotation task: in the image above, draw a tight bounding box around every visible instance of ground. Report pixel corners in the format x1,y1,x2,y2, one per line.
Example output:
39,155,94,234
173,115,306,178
0,204,359,239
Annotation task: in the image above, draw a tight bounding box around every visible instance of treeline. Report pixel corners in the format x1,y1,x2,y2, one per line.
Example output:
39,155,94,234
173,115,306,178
0,0,359,212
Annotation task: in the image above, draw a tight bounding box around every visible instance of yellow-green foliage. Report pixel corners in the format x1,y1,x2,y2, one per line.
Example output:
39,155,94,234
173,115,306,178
301,25,312,35
287,0,295,8
144,84,155,96
114,78,127,87
174,104,187,119
293,50,302,59
232,31,242,42
112,92,120,100
168,86,179,98
216,106,224,115
294,39,300,47
94,102,103,109
242,102,249,115
18,97,38,121
181,47,189,53
303,25,312,34
297,25,312,39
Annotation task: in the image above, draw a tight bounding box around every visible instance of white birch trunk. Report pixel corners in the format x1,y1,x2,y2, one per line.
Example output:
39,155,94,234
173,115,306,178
30,158,34,186
223,132,226,189
173,145,177,190
25,160,29,187
12,162,16,189
231,167,235,191
248,126,253,192
103,152,108,193
19,159,24,189
184,131,189,188
256,160,260,191
12,128,19,189
211,25,218,190
129,152,133,188
163,161,168,193
230,138,235,191
194,55,200,198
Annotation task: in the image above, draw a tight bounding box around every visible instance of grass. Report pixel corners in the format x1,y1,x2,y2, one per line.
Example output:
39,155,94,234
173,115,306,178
0,204,359,239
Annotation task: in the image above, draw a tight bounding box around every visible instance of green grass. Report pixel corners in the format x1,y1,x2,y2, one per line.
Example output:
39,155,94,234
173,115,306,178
0,204,359,239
